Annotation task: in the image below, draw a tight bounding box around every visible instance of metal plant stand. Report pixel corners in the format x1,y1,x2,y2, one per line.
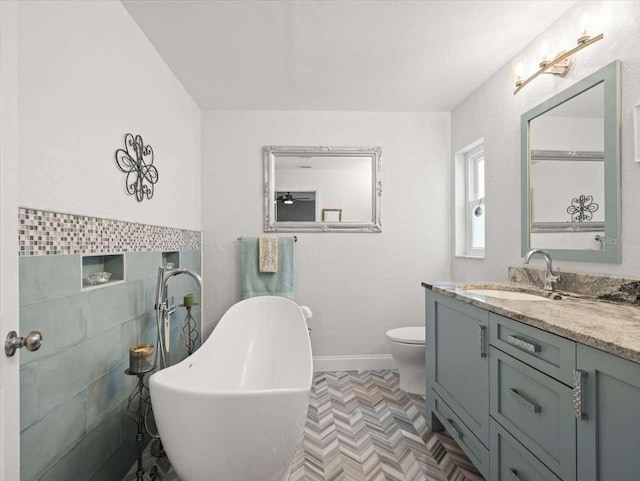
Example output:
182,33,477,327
126,366,155,481
180,303,200,356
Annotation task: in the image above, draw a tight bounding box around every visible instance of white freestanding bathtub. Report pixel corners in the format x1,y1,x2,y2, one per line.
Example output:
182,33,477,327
149,296,313,481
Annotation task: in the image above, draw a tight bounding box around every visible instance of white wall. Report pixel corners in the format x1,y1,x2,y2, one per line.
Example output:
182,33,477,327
18,0,201,231
451,1,640,280
202,111,451,356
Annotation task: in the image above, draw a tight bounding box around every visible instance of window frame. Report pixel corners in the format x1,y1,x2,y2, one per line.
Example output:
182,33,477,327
454,139,485,259
465,145,485,257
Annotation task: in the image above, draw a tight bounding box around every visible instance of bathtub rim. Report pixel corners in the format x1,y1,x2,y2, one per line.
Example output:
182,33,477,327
149,378,312,397
150,295,313,396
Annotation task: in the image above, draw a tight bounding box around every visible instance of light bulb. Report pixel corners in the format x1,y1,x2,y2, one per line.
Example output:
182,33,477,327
575,8,591,44
536,36,552,67
512,57,527,87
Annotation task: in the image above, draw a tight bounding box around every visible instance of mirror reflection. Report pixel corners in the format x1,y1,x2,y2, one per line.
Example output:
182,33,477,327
264,146,382,232
274,156,372,223
529,82,605,250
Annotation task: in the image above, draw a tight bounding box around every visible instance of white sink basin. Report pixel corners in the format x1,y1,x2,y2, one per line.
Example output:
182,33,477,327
464,289,551,301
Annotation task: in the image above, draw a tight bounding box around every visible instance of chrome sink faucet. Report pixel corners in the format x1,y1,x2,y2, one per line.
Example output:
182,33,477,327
524,249,561,291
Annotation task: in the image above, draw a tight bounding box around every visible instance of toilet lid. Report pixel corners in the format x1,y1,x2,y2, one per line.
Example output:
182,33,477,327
386,327,425,345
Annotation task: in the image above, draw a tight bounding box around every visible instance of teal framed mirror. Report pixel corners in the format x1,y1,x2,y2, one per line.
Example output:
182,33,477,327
521,60,621,263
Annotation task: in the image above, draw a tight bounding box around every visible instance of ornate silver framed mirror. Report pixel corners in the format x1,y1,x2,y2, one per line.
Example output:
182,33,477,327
264,146,382,233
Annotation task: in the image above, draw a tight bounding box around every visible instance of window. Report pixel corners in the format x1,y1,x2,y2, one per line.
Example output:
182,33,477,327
466,146,485,254
455,140,485,258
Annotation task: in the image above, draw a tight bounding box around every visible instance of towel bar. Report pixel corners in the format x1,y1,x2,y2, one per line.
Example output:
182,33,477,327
237,236,298,242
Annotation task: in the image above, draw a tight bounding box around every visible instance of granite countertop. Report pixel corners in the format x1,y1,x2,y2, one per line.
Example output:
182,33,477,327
422,280,640,364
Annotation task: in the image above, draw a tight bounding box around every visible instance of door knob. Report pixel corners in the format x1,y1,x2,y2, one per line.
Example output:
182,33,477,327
5,330,43,357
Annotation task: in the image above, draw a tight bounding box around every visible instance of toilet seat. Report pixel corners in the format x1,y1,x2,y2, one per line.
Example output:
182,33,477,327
386,327,425,345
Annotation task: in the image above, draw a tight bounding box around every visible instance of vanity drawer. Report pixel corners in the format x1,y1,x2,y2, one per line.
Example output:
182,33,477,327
490,347,575,481
431,390,489,479
490,313,575,385
490,418,561,481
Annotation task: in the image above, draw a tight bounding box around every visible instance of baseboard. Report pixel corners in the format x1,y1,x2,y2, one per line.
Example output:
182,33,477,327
313,354,396,372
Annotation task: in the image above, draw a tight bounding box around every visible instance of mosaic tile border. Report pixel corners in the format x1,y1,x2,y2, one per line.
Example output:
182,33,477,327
18,208,201,256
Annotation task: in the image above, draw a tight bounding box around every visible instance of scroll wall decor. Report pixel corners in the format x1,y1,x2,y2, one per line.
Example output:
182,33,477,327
567,194,599,222
115,133,159,202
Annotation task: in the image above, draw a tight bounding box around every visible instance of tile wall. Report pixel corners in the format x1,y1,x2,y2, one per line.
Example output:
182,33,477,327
18,209,201,481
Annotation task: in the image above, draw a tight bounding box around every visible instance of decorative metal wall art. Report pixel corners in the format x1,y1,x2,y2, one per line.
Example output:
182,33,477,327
567,194,599,222
115,133,159,202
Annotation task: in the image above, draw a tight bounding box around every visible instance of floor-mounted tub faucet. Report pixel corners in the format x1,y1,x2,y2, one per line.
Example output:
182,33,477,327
155,267,203,369
524,248,560,291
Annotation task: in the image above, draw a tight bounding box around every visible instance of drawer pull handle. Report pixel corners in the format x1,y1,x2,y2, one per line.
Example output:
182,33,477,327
509,468,522,481
477,326,487,358
509,389,541,413
507,335,540,353
573,369,588,420
446,418,464,439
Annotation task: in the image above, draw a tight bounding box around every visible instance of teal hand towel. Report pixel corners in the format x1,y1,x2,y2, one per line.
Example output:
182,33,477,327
241,237,294,299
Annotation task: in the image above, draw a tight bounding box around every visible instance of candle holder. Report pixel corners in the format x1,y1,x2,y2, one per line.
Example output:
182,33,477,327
180,303,200,356
125,365,155,481
129,344,155,374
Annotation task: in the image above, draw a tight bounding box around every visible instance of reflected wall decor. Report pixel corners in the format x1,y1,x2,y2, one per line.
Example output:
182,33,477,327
322,208,342,222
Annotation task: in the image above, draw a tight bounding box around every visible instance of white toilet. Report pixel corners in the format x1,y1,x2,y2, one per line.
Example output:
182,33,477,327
386,327,426,395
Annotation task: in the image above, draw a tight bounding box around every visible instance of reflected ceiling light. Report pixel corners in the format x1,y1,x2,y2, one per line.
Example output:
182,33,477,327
513,8,604,94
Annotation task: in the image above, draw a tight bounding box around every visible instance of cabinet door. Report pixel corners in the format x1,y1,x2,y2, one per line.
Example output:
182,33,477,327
576,344,640,481
490,419,562,481
490,347,575,480
426,290,490,446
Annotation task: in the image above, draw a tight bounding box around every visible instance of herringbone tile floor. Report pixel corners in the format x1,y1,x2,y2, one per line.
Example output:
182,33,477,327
125,370,484,481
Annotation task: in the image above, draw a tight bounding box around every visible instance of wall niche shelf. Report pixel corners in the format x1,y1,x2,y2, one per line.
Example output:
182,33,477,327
81,253,125,290
162,251,180,270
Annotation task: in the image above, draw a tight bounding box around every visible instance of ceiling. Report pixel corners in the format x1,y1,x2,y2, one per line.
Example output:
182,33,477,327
122,0,576,111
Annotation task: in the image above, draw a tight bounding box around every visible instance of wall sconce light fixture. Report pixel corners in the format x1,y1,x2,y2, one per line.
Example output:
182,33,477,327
512,8,604,94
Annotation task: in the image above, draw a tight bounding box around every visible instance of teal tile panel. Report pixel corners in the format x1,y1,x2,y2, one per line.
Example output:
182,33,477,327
20,364,37,430
37,408,120,481
20,292,88,367
19,257,39,306
37,326,121,415
38,255,81,301
86,361,135,431
20,391,87,481
87,280,146,337
125,252,161,281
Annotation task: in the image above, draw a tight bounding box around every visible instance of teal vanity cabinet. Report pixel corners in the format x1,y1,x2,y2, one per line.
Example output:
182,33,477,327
425,288,640,480
426,290,490,477
576,344,640,481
